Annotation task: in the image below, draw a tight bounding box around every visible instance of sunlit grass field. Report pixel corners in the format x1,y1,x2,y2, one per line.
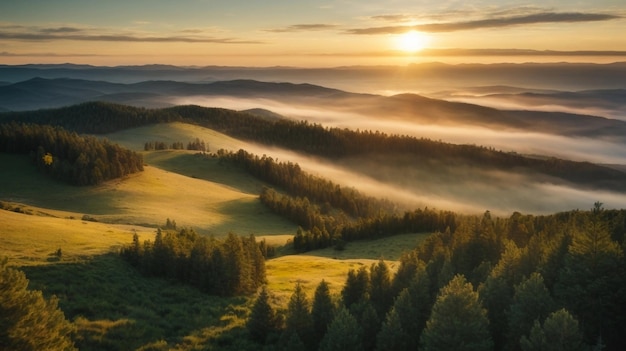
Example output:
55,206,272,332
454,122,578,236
1,203,428,349
103,121,254,153
0,207,154,266
0,151,296,236
266,232,429,303
0,122,431,349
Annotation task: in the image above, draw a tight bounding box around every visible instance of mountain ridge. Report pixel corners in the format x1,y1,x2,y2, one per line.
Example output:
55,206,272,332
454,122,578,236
1,77,625,142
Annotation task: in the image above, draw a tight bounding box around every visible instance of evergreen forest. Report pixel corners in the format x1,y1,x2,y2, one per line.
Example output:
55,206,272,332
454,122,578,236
1,101,625,350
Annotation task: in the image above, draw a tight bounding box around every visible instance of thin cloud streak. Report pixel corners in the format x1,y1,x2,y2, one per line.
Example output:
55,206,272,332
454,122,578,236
0,51,103,57
347,12,621,34
40,26,83,33
0,32,264,44
0,24,263,44
265,24,339,33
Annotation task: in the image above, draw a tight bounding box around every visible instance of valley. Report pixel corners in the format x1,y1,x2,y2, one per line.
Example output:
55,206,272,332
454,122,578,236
1,63,625,351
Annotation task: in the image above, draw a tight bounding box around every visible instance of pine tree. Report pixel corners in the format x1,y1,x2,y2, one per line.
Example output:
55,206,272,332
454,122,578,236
358,301,381,351
555,219,624,347
506,272,555,351
247,286,279,344
401,262,432,349
520,309,586,351
369,259,393,318
377,265,431,351
376,298,408,351
311,280,334,345
283,332,306,351
283,282,313,347
319,307,363,351
0,259,76,351
479,240,524,349
341,266,369,309
421,274,492,351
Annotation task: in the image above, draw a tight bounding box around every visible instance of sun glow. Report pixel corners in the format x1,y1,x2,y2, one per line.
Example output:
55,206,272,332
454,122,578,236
396,31,430,53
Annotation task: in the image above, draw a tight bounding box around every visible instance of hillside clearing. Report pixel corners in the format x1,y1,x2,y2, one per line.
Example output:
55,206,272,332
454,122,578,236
103,121,254,152
0,153,297,236
265,232,430,302
0,208,154,266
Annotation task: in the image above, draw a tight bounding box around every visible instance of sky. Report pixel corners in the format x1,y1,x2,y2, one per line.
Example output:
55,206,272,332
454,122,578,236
1,0,625,67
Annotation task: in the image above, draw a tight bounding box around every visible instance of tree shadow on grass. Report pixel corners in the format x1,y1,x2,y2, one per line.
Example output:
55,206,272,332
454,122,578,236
145,152,265,195
206,197,297,237
305,232,431,261
21,253,252,351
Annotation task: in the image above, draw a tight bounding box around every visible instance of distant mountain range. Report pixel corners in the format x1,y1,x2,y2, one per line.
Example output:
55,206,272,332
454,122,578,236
1,76,625,143
2,62,626,90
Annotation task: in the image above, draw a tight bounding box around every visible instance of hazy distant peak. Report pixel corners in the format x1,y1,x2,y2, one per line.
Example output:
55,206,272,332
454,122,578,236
241,108,285,121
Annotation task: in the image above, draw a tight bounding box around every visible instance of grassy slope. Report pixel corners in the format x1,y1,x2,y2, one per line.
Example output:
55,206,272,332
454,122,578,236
20,252,253,351
103,121,255,153
0,151,296,236
266,233,430,303
0,121,432,349
0,208,154,266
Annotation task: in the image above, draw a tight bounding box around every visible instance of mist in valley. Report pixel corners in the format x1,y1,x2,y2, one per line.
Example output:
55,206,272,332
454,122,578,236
252,145,626,216
4,63,626,216
161,67,624,216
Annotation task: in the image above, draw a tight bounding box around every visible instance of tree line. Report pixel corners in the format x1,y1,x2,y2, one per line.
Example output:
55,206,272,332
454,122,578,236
0,122,143,185
247,206,626,351
3,101,625,192
120,228,267,296
217,149,396,218
213,148,457,252
144,138,208,152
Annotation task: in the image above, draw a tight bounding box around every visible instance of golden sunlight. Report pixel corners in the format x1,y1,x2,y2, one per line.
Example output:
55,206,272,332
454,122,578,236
395,30,430,53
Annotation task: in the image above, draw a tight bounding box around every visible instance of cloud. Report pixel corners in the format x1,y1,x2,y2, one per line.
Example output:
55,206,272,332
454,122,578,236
265,24,339,33
371,14,414,22
179,29,206,34
0,51,102,57
0,24,263,44
39,26,83,33
370,10,473,23
347,12,621,34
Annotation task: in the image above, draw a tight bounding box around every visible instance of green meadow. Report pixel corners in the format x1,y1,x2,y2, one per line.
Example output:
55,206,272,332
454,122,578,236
0,122,427,349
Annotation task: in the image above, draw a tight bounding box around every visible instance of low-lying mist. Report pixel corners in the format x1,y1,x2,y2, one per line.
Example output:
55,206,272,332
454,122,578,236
437,94,626,122
241,143,626,215
139,117,626,216
169,95,626,166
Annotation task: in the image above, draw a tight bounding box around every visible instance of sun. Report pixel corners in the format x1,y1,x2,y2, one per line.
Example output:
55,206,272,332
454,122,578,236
396,31,430,53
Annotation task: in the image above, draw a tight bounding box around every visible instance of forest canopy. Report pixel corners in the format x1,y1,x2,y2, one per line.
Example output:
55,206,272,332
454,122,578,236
0,122,143,185
2,101,625,191
120,228,267,297
247,206,626,351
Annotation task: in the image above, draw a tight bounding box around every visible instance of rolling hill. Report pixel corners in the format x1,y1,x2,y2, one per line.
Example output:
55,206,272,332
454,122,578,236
2,76,625,144
0,149,297,237
1,92,625,350
3,101,626,215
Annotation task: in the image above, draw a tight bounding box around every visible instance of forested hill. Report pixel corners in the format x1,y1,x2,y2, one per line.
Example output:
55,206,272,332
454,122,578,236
2,101,626,192
2,77,626,141
0,122,143,185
